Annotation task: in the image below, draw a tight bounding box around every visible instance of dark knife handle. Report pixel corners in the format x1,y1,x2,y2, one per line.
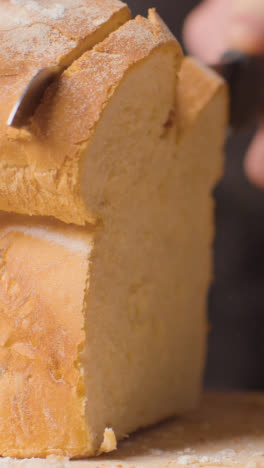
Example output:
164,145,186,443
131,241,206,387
213,51,264,131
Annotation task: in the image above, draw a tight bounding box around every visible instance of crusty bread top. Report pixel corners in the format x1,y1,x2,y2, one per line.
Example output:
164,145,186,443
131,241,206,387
0,0,128,40
0,0,130,129
0,0,130,72
0,8,182,225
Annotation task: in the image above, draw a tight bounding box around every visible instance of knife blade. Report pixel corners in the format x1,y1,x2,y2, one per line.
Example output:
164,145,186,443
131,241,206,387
7,66,62,128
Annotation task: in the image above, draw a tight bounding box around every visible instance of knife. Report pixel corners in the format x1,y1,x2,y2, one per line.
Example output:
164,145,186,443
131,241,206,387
213,51,264,130
7,51,264,131
7,65,62,129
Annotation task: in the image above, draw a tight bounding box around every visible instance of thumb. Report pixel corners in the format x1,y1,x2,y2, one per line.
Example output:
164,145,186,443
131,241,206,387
183,0,232,63
229,0,264,54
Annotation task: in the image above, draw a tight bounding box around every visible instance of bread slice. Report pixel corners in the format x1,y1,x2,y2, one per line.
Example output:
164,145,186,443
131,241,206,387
0,57,227,458
0,10,182,225
0,393,261,467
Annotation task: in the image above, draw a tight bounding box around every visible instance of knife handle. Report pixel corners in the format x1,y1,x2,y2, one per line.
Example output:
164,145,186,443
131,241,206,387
217,51,264,130
218,1,264,130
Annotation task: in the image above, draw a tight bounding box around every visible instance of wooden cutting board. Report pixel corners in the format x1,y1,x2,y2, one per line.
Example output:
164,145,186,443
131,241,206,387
1,393,264,467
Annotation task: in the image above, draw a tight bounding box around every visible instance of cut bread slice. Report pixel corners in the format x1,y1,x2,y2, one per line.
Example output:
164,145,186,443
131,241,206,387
0,10,182,225
0,57,227,458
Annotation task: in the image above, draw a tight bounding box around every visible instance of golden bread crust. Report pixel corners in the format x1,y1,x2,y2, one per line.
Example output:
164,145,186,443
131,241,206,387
0,214,95,457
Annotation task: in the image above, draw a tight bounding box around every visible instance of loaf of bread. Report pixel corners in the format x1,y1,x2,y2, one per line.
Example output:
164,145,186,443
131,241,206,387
0,0,228,459
0,45,227,456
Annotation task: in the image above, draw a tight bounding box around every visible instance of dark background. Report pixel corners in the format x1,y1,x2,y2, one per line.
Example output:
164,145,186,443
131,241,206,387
130,0,264,390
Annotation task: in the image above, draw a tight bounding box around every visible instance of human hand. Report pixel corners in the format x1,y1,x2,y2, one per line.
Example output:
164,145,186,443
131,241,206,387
183,0,264,189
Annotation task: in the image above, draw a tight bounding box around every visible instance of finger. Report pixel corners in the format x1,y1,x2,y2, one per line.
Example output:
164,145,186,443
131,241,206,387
244,124,264,189
230,0,264,54
183,0,232,63
183,0,264,62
